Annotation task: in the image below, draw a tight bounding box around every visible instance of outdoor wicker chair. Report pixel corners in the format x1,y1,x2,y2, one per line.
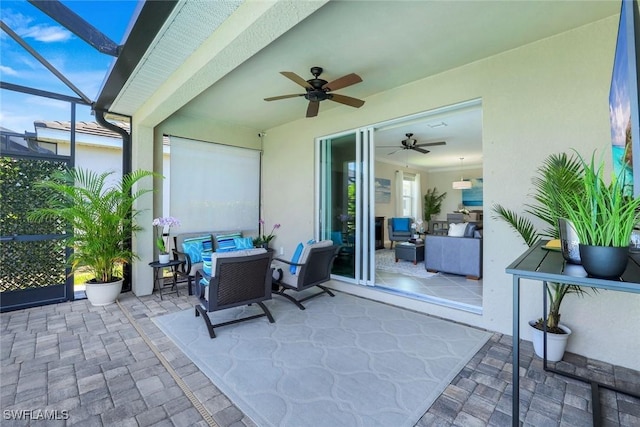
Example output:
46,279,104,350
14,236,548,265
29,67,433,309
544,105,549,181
195,249,274,338
272,240,339,310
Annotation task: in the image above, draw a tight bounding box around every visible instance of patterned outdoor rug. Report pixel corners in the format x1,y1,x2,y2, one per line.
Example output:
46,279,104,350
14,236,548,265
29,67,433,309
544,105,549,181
154,290,491,427
376,248,438,279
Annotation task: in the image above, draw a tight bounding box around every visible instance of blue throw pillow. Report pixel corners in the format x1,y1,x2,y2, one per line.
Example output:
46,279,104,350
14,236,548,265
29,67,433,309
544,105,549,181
182,236,211,263
201,251,212,275
393,218,410,232
464,223,477,238
215,232,242,252
290,243,304,274
233,237,254,250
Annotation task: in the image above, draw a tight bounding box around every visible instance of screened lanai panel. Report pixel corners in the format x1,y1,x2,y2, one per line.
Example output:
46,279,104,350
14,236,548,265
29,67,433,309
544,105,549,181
169,136,260,233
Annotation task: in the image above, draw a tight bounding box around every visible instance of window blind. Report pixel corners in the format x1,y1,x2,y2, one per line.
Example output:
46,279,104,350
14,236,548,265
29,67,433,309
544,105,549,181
169,136,260,233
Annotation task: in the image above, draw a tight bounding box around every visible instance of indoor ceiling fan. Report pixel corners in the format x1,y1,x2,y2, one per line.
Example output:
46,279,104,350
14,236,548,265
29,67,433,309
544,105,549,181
378,133,446,155
264,66,365,118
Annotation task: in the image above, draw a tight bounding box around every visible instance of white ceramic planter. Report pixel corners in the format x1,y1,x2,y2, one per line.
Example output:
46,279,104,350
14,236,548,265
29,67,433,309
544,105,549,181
529,320,572,362
85,279,123,306
158,253,171,264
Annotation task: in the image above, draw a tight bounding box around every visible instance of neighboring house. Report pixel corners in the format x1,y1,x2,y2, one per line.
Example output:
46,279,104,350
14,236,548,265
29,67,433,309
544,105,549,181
33,120,171,216
93,1,637,370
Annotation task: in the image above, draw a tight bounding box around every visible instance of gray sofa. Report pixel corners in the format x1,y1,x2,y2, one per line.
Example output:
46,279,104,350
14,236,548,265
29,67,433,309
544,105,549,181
424,234,482,279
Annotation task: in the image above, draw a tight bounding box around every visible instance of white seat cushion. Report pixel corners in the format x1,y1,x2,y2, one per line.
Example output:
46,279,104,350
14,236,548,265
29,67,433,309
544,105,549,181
274,240,333,289
210,248,267,277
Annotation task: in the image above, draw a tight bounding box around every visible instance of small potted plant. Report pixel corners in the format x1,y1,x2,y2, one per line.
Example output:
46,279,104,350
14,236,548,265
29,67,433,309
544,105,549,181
153,216,181,263
493,152,595,361
29,168,155,306
253,219,280,249
558,151,640,278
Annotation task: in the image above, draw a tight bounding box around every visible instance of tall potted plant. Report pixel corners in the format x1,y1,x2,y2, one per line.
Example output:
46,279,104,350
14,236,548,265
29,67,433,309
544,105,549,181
29,168,155,306
424,187,447,221
492,152,594,361
558,151,640,278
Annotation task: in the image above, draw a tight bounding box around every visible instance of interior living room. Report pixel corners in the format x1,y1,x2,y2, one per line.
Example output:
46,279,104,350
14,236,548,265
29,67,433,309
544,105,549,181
371,102,484,312
3,1,640,425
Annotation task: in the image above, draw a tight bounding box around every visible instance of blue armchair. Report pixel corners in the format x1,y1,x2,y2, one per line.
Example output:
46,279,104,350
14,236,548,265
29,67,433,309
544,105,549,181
387,217,414,249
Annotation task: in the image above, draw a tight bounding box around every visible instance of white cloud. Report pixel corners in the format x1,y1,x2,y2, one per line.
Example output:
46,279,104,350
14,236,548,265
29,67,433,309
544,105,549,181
23,25,72,43
0,65,19,76
2,9,72,43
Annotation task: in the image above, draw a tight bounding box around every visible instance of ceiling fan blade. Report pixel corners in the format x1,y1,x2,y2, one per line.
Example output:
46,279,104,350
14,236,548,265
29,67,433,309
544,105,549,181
387,148,403,155
412,147,430,154
306,101,320,117
264,93,305,101
281,71,312,89
323,73,362,91
329,93,365,108
414,141,446,147
376,145,404,148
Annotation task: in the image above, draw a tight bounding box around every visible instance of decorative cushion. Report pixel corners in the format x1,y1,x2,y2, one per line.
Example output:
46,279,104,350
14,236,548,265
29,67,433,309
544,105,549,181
233,237,254,250
210,248,267,276
448,222,468,237
464,223,477,238
392,217,411,232
202,251,212,275
182,236,212,263
290,243,305,274
298,239,332,265
215,232,243,252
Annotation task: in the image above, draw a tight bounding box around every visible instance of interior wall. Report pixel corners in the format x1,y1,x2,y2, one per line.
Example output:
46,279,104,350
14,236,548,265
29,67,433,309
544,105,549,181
261,16,640,369
425,167,484,219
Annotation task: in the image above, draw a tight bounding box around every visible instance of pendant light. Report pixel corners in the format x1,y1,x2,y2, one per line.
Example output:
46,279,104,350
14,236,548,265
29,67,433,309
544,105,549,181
452,157,472,189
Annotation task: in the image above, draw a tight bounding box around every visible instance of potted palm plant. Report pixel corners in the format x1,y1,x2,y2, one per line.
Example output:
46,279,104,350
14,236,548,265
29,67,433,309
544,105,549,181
558,151,640,278
424,187,447,228
492,152,595,361
29,168,155,306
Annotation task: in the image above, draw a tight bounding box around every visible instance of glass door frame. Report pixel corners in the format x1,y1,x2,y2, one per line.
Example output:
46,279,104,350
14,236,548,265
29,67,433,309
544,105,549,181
315,126,375,286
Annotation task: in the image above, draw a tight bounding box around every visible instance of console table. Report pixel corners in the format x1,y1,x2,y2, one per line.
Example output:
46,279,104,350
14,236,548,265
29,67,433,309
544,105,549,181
506,240,640,426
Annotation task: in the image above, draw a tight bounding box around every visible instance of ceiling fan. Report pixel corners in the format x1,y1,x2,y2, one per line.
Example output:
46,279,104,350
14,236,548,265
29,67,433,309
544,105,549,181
379,133,446,155
264,66,365,118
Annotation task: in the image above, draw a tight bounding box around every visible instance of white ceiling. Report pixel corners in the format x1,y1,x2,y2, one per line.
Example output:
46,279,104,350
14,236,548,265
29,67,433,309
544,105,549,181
111,0,619,171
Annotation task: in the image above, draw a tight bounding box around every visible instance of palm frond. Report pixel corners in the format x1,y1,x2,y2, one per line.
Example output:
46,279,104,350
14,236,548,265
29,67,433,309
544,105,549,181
491,204,539,247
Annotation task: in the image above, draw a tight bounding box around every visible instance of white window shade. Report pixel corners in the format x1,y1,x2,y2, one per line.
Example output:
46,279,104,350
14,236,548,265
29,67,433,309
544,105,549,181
169,136,260,233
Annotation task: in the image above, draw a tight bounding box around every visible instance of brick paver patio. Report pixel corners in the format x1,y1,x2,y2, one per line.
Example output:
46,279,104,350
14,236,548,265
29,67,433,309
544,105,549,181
1,289,638,426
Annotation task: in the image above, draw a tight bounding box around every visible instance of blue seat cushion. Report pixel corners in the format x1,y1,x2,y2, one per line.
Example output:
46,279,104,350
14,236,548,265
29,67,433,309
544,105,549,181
392,218,411,232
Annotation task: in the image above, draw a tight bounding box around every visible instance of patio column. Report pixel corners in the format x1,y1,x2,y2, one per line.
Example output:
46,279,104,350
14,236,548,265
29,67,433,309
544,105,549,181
131,124,155,296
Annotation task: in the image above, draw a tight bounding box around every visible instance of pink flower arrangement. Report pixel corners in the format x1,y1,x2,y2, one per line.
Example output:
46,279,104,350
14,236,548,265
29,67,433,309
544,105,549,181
152,216,181,254
256,219,280,246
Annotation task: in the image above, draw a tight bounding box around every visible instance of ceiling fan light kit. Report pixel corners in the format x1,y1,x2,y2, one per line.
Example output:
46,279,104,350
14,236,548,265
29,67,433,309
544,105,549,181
264,66,365,118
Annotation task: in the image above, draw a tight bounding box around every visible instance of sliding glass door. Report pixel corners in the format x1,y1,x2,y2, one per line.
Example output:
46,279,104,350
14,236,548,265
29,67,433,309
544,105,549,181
317,128,375,285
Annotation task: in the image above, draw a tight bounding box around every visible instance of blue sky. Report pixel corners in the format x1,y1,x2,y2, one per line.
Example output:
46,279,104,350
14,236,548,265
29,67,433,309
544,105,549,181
1,0,140,132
